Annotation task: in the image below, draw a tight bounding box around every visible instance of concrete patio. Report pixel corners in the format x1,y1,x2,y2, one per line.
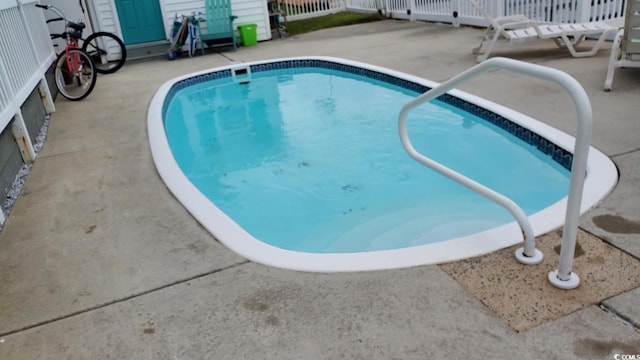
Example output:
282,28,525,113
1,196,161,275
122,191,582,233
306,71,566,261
0,19,639,359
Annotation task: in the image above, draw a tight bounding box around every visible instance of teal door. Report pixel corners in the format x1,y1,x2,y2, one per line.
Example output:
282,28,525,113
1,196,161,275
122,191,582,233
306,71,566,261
115,0,166,45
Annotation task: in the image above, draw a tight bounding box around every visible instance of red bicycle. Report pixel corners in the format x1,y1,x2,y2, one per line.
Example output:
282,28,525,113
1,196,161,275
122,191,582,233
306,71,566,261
37,3,97,101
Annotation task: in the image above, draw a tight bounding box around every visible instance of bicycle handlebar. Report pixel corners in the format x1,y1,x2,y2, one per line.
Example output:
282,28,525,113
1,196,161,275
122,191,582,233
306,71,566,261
38,3,85,34
37,4,70,23
46,17,64,24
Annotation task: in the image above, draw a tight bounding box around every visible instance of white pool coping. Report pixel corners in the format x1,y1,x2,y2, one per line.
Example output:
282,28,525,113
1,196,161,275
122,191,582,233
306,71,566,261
147,56,618,272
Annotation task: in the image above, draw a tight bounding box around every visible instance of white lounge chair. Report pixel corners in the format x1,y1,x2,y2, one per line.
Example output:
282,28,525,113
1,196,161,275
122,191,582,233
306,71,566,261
468,0,619,62
604,0,640,91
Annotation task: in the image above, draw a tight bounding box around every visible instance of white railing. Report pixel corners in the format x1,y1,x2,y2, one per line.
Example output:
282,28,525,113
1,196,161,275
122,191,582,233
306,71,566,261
345,0,380,13
398,57,592,290
499,0,626,23
0,0,56,225
295,0,628,26
415,0,625,24
284,0,347,21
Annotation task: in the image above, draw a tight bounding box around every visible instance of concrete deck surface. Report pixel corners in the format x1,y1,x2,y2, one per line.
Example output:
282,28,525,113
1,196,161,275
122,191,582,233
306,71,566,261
1,20,639,359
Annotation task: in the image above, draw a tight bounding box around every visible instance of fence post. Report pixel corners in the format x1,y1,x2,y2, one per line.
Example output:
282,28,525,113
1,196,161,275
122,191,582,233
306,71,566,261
38,77,56,115
452,0,460,27
11,112,37,163
409,0,415,21
339,0,347,12
494,0,504,18
575,0,590,23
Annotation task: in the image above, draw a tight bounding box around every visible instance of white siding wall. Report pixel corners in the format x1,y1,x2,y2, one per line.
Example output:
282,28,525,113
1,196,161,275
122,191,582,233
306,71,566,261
162,0,206,39
42,0,84,26
91,0,122,36
164,0,271,42
83,0,271,44
41,0,122,40
229,0,271,41
43,0,91,50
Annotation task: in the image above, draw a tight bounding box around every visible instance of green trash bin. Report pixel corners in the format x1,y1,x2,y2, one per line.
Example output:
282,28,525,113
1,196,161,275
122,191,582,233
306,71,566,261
238,23,258,46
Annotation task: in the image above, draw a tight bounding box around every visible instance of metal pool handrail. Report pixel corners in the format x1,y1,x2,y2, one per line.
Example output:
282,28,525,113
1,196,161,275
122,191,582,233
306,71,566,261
397,57,592,290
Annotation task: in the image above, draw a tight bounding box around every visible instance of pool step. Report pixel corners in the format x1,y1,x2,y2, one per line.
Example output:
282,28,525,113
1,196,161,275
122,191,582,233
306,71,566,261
301,198,512,253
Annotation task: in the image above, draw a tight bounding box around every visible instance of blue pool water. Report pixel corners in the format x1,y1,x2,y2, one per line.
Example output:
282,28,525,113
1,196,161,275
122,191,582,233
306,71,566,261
163,65,571,254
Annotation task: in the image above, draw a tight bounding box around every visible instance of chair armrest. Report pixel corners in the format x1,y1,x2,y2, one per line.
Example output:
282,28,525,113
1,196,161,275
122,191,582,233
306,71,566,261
494,15,529,24
495,19,538,31
492,15,535,29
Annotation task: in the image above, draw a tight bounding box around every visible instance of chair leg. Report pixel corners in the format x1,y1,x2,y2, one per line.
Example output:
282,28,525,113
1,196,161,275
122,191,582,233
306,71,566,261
472,37,485,55
572,34,586,46
561,30,615,58
604,29,624,92
554,34,586,49
560,34,582,57
553,37,566,48
475,31,501,62
472,29,492,55
197,24,206,56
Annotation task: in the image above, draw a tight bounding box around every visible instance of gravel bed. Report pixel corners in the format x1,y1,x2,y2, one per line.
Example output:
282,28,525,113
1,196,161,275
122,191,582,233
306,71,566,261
0,115,50,232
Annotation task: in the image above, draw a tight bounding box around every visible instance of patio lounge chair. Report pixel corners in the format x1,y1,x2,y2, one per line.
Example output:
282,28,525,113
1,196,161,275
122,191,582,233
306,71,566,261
468,0,619,62
604,0,640,91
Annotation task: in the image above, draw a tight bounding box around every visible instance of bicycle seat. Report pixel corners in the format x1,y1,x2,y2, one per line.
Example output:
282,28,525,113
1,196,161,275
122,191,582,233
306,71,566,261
67,30,84,40
68,21,85,32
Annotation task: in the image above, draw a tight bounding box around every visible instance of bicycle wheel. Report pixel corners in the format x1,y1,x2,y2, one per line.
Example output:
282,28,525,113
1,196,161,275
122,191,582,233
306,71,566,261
54,48,97,101
82,32,127,74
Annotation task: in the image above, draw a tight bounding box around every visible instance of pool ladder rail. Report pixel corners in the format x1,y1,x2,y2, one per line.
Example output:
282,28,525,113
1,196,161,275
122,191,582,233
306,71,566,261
398,57,592,290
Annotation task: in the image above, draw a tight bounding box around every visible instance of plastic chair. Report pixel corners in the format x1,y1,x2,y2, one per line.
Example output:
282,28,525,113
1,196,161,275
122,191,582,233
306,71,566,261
199,0,238,53
604,0,640,91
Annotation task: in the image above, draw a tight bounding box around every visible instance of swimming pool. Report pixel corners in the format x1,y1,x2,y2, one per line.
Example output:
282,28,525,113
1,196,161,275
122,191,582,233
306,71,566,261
148,57,617,272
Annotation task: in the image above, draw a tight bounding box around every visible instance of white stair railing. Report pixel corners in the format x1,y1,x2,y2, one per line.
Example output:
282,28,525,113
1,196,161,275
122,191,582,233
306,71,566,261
398,57,592,289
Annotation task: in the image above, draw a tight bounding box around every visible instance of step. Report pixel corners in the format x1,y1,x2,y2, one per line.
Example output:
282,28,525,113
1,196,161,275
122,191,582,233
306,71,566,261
126,40,172,62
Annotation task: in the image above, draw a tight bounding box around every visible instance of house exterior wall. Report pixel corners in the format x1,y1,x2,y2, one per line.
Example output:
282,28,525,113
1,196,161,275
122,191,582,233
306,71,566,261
48,0,271,41
222,0,271,41
43,0,123,48
89,0,123,36
163,0,271,41
76,0,271,44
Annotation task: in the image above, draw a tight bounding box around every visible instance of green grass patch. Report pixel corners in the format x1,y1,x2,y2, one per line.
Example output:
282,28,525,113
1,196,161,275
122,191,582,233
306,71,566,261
286,12,385,36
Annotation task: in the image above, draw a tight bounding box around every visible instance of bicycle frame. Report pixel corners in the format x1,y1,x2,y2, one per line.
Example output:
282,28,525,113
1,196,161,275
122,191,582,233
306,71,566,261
38,3,97,100
39,3,126,75
64,37,83,85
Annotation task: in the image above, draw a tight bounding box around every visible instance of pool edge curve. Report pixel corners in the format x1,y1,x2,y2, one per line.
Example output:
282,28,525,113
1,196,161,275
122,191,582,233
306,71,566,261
147,56,618,272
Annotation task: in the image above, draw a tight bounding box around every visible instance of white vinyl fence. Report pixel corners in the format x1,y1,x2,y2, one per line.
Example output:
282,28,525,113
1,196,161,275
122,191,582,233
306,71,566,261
460,0,626,24
283,0,348,21
285,0,626,26
0,0,56,148
0,0,56,224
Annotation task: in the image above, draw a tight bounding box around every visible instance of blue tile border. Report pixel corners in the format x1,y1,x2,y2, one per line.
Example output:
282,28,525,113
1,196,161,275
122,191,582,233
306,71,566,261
250,60,430,94
164,60,573,171
162,69,232,119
